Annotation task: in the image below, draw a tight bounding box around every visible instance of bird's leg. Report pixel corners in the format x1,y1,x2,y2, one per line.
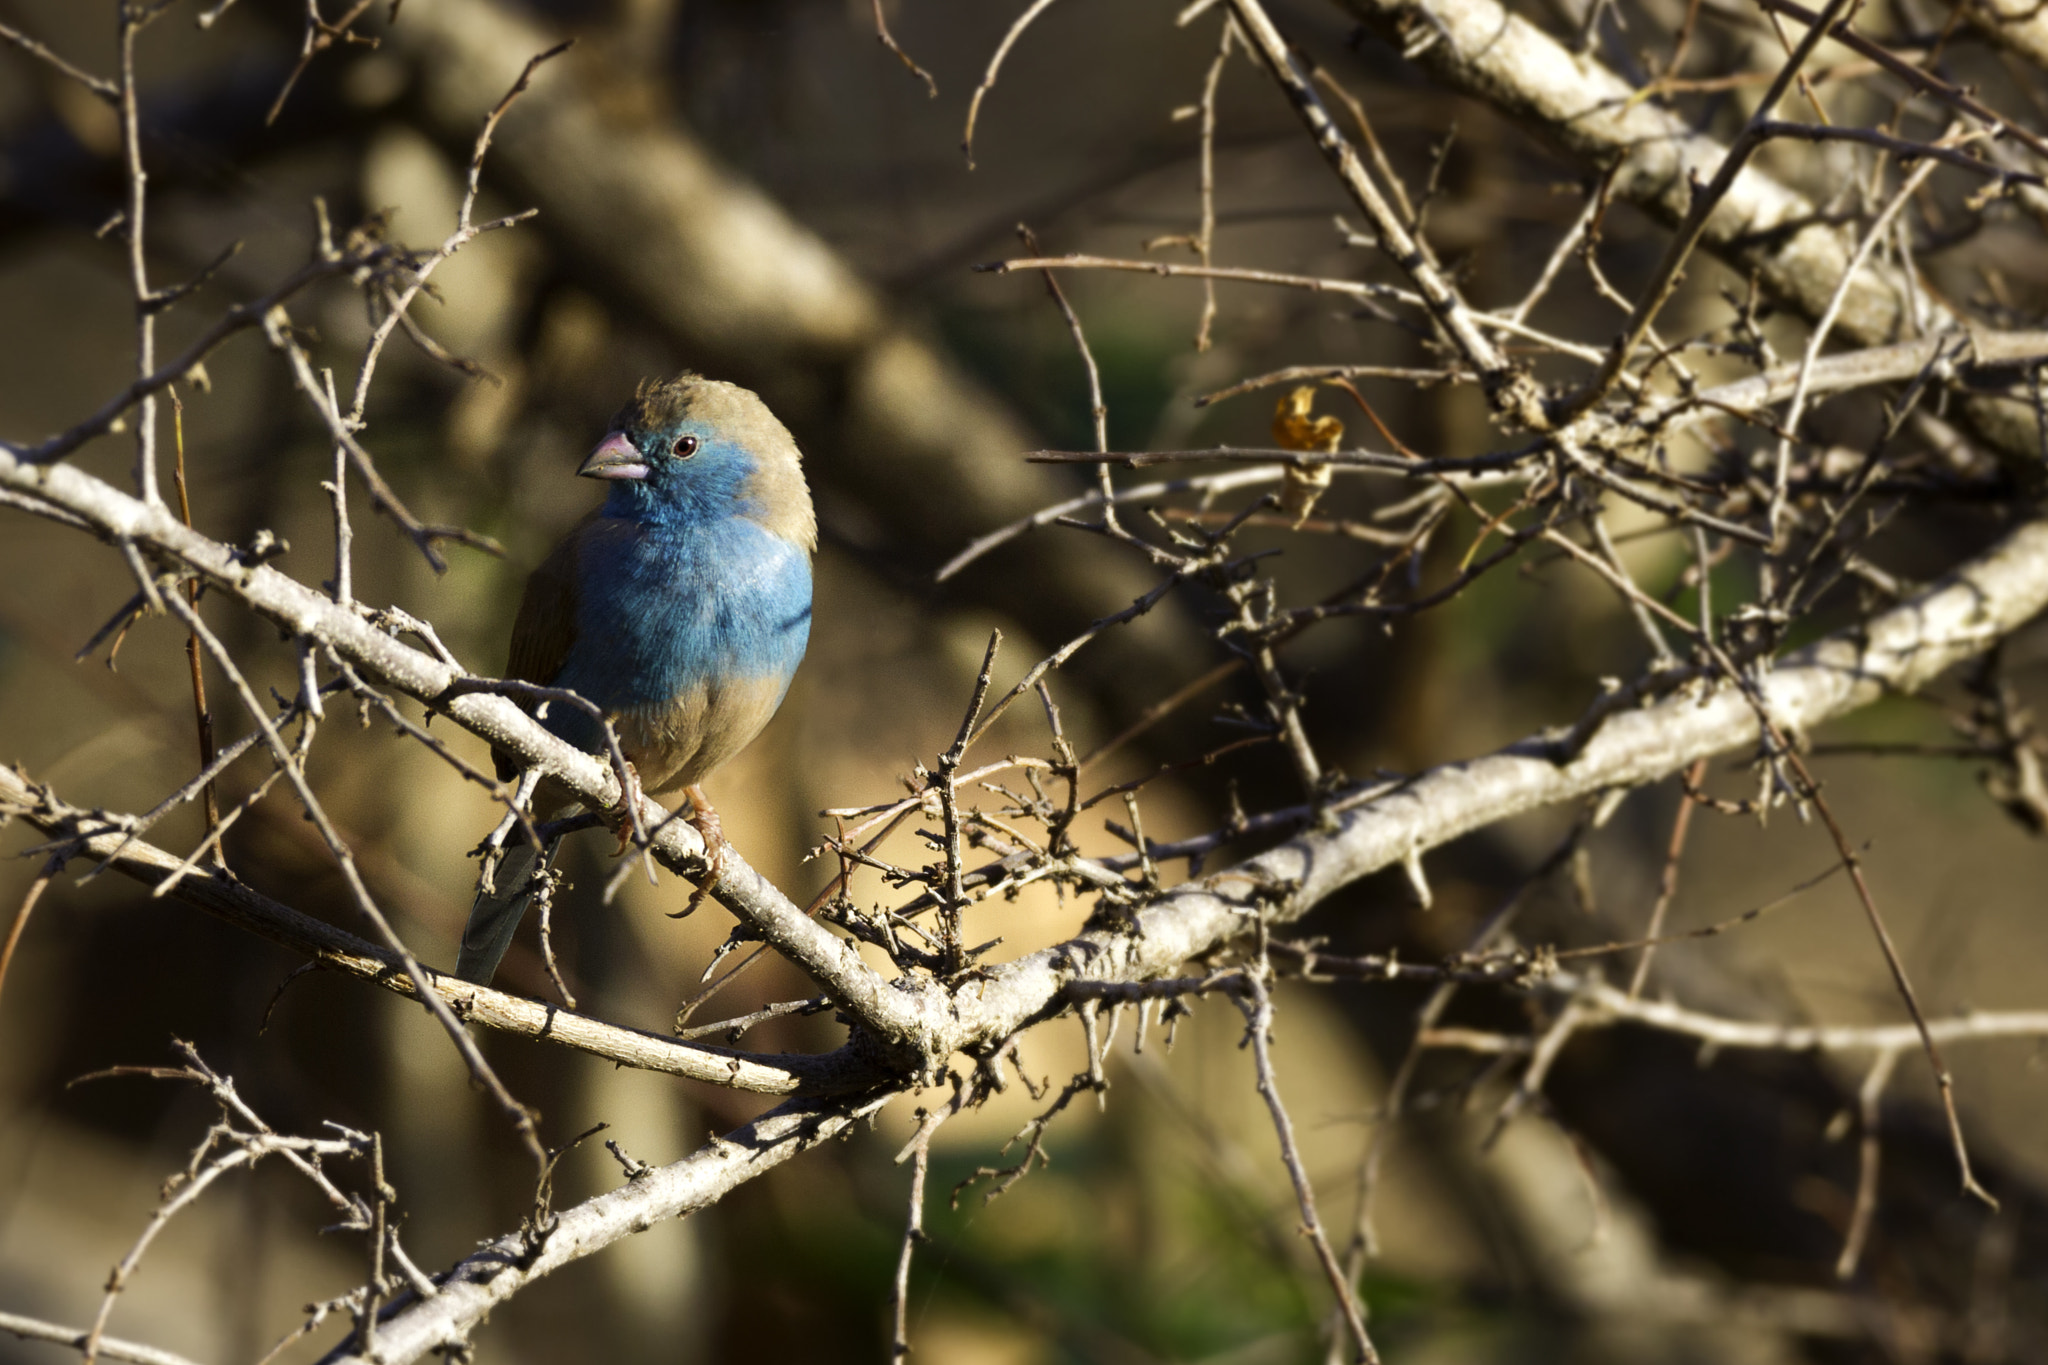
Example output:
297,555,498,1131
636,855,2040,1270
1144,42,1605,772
605,759,645,855
685,784,725,853
678,784,729,915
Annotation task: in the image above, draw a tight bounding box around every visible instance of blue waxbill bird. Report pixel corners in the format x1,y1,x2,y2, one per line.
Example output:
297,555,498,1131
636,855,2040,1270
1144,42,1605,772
456,374,814,986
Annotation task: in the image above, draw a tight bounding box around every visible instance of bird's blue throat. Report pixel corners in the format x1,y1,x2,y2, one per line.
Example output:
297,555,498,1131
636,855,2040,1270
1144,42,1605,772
554,509,810,721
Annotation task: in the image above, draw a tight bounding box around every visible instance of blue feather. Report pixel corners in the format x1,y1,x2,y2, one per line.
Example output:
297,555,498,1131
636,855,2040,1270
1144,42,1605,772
548,516,811,749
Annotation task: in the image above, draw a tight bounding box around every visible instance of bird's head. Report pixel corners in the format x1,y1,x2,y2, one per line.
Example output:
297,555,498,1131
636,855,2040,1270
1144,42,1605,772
580,374,816,550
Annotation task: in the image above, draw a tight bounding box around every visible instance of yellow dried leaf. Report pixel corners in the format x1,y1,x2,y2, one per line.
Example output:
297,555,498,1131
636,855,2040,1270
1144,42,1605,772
1272,386,1344,453
1272,386,1340,526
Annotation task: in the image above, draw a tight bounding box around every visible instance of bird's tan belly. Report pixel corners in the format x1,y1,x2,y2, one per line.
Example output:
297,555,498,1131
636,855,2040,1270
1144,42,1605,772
613,672,790,794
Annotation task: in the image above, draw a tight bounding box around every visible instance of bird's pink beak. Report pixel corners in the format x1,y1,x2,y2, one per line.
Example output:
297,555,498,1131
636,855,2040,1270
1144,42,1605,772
578,431,649,481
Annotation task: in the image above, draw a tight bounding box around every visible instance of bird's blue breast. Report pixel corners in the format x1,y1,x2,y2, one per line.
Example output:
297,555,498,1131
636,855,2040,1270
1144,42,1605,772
546,514,811,754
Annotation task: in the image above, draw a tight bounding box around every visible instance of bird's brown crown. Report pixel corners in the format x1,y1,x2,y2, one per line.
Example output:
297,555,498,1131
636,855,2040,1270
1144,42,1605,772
613,373,816,552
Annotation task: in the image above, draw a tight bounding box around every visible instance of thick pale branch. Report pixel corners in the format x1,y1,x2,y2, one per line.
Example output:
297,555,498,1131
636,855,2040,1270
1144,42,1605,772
949,514,2048,1049
1328,0,1910,345
1327,0,2047,461
315,1096,896,1365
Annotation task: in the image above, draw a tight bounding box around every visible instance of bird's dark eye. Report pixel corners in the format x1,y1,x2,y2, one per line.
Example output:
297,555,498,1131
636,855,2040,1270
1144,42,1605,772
671,434,699,459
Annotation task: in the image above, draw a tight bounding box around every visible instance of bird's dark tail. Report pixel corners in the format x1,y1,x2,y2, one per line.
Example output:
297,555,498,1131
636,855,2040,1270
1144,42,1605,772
455,835,561,986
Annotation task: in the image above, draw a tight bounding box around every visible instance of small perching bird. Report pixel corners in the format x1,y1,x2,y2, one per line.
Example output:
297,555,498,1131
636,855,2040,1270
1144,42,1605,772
456,374,815,986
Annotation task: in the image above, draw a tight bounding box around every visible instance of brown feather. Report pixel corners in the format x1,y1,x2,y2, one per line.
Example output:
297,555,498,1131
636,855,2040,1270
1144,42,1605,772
616,672,792,796
505,522,583,688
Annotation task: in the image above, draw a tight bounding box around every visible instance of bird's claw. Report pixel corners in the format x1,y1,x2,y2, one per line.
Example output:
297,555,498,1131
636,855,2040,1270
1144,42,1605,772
685,785,725,856
604,760,645,855
676,784,728,916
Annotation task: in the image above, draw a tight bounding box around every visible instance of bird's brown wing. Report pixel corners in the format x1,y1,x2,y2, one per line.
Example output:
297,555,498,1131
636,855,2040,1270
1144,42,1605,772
505,526,582,688
495,525,584,784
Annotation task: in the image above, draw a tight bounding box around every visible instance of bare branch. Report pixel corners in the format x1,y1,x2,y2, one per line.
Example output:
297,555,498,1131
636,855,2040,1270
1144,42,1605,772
963,0,1064,169
0,766,872,1096
0,21,116,101
316,1095,899,1364
871,0,937,96
0,1310,205,1365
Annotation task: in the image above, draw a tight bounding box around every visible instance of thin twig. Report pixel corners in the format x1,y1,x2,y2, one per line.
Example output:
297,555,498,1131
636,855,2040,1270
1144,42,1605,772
889,1093,961,1361
168,392,221,864
0,21,116,100
1628,759,1704,998
870,0,937,96
1238,970,1380,1363
0,856,58,1008
963,0,1063,168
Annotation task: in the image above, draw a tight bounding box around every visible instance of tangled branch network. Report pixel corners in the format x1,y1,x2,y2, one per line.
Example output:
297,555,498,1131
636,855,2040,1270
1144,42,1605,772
7,0,2048,1359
